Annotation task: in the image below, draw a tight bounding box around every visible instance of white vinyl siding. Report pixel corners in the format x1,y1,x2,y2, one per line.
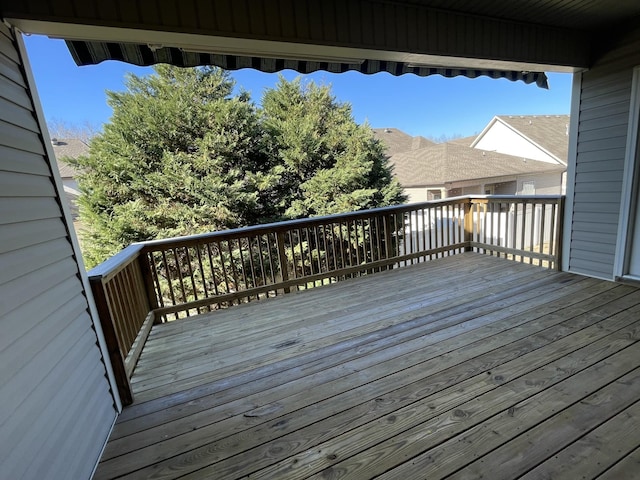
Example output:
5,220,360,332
567,25,640,280
0,25,117,479
517,173,563,195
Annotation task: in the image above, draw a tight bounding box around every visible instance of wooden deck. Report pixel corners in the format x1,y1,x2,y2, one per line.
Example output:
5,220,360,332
95,253,640,479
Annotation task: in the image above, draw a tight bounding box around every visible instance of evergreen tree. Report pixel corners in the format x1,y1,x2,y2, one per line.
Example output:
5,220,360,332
260,77,405,218
74,69,405,268
73,66,269,267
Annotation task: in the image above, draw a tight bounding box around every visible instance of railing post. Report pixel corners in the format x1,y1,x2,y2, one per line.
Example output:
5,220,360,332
137,251,161,324
555,197,565,271
88,276,134,406
276,231,290,293
464,199,473,252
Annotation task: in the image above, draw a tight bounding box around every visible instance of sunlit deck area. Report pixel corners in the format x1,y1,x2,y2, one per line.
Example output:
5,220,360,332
95,253,640,479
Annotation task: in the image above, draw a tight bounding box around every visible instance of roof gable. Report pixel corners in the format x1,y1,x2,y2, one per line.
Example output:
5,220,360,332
472,115,569,165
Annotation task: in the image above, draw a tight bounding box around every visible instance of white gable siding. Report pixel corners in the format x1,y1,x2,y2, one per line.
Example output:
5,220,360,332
0,26,117,479
566,26,640,279
474,120,559,164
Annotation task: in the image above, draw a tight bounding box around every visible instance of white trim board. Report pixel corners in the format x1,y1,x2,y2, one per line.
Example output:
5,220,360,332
562,72,582,273
614,65,640,279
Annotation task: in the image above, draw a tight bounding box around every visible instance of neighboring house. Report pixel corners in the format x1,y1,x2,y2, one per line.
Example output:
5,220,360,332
50,137,88,219
385,115,569,202
2,2,640,479
390,142,565,202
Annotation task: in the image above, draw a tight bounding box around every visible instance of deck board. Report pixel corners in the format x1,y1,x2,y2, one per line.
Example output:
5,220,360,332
95,253,640,479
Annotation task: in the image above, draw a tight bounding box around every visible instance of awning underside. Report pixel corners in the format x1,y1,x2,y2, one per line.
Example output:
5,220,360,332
66,40,550,89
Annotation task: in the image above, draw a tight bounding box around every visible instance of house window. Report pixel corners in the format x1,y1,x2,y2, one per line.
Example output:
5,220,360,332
428,189,442,200
485,185,495,195
522,181,536,195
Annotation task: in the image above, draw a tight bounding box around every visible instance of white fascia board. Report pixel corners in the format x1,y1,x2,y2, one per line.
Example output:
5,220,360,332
470,116,500,149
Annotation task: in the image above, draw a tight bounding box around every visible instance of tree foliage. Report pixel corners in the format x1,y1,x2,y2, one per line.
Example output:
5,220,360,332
73,66,405,268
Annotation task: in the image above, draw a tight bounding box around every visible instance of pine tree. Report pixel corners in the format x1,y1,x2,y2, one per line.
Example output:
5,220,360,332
74,69,405,269
260,77,405,218
73,66,270,267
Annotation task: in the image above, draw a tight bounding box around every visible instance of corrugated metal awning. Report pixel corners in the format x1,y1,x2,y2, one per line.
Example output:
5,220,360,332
66,40,549,89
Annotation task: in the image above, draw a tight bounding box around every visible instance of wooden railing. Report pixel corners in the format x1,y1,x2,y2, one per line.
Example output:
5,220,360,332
88,245,154,405
87,195,563,404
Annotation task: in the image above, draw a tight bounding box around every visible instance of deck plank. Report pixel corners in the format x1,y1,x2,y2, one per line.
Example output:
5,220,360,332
596,446,640,479
94,253,640,480
520,400,640,480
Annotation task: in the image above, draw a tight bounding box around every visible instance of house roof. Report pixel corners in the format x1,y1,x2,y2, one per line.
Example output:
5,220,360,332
51,138,89,178
446,135,478,147
494,115,570,162
389,143,565,187
373,128,435,157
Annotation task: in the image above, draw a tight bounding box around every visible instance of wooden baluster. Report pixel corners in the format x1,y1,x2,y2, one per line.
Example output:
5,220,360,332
301,227,310,284
330,223,338,281
549,203,557,269
171,248,189,316
216,241,231,307
159,250,177,319
367,217,375,269
235,237,249,300
265,233,278,294
194,245,209,311
510,202,517,261
183,246,199,314
205,243,220,301
255,235,268,296
529,202,536,264
276,230,290,294
539,203,547,266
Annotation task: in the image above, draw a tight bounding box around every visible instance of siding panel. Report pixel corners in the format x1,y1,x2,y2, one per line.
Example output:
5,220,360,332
0,145,49,175
0,169,56,196
567,25,640,279
0,27,116,480
0,217,67,253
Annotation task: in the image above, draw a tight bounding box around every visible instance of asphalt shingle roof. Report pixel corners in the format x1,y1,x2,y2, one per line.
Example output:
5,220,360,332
389,143,565,187
372,128,434,156
496,115,570,162
51,138,89,178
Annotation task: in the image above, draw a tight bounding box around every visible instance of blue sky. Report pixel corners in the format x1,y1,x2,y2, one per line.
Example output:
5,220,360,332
24,34,573,139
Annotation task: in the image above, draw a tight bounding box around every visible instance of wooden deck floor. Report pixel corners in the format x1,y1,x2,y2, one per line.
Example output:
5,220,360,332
95,253,640,479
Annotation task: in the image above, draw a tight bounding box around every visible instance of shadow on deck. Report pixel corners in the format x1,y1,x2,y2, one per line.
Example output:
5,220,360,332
95,253,640,479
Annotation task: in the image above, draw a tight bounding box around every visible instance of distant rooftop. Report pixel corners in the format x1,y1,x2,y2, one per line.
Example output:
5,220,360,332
372,128,434,156
50,138,89,178
390,143,565,187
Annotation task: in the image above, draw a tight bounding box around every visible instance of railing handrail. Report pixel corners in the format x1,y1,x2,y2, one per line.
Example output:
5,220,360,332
88,243,145,280
137,197,465,251
127,194,562,251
